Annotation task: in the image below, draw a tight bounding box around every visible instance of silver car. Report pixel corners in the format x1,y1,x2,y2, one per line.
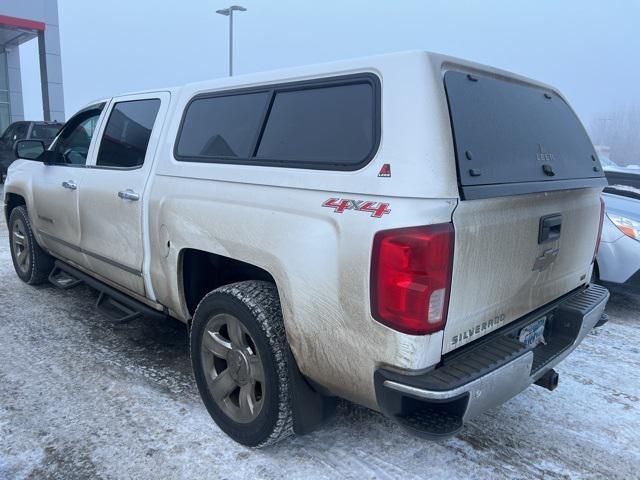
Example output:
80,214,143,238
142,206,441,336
596,187,640,290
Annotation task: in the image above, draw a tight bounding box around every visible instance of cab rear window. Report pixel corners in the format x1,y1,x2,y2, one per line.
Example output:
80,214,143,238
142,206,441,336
444,71,606,200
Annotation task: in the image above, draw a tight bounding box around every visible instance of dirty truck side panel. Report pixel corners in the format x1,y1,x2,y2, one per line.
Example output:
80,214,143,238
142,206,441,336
147,53,462,408
148,176,456,408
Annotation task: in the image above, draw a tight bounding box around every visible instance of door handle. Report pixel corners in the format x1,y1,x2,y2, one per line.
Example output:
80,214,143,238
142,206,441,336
62,180,77,190
539,214,562,244
118,189,140,201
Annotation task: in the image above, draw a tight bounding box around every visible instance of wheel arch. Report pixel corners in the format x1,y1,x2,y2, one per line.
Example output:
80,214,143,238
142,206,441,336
175,248,311,398
186,273,336,439
4,192,26,224
179,248,280,318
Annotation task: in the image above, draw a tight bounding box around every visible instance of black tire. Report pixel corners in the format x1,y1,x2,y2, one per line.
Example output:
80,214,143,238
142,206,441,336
8,205,54,285
190,280,294,447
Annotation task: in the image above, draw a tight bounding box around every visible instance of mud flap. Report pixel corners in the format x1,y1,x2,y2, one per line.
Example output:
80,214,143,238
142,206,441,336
287,350,337,435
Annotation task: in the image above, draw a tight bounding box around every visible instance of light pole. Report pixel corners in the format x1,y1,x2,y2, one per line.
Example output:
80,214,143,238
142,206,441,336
216,5,247,76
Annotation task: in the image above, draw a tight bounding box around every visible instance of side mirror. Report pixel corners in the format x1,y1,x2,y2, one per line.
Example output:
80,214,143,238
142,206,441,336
15,139,46,161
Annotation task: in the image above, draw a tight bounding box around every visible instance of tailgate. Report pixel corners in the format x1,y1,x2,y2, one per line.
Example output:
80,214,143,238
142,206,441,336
441,70,606,354
444,189,601,353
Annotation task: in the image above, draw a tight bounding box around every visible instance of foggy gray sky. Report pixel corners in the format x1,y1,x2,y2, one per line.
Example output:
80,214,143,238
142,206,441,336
19,0,640,128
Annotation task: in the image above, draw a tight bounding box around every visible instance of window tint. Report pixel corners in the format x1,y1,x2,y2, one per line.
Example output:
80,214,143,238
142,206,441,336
96,99,161,168
256,83,374,165
30,124,61,141
1,123,15,141
176,92,269,158
444,71,605,199
9,122,29,142
51,107,103,165
174,76,379,170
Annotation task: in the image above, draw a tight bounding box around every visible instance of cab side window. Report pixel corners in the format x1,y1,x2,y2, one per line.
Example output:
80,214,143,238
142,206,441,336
0,124,15,145
12,123,29,142
50,106,104,166
1,122,28,146
96,99,161,169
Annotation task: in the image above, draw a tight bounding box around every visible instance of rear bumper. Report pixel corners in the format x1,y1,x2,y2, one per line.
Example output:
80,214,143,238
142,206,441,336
374,283,609,439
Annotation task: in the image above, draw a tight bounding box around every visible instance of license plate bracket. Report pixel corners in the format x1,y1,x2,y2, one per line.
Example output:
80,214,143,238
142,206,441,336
518,316,547,348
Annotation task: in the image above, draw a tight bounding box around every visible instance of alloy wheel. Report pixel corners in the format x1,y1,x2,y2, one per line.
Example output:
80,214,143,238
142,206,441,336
201,313,266,423
12,218,31,275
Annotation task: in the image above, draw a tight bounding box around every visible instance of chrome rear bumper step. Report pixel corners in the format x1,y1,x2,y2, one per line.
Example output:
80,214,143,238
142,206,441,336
375,284,609,440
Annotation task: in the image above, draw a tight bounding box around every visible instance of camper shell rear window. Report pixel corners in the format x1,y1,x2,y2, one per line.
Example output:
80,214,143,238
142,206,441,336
444,70,606,200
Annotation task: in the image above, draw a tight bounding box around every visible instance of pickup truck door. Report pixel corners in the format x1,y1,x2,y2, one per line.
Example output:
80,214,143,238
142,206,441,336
31,104,106,267
77,92,169,297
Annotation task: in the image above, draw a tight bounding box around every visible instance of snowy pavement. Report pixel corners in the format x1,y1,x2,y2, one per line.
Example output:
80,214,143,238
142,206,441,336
0,208,639,479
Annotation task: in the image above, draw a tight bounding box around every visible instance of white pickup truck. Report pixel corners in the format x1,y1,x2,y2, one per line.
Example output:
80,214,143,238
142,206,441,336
4,51,609,447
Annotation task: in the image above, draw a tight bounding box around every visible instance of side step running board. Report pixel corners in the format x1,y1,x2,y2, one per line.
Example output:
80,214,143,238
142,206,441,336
96,292,142,323
49,265,83,290
49,260,167,323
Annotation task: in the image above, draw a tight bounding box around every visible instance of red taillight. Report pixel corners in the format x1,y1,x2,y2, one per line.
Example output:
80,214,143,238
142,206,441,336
370,223,454,335
593,198,605,263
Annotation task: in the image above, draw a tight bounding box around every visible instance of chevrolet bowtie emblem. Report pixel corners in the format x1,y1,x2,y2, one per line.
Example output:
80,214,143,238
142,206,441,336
533,248,559,272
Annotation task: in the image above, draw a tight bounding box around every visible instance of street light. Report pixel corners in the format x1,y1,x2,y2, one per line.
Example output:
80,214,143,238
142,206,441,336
216,5,247,76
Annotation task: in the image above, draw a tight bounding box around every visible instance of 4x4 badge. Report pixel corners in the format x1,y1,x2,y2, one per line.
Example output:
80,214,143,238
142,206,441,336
322,198,391,218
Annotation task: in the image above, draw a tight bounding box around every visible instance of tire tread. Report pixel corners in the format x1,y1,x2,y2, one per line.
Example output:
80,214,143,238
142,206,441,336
192,280,294,447
9,206,54,285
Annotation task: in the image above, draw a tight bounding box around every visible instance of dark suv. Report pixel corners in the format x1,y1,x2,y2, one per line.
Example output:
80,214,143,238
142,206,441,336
0,121,63,182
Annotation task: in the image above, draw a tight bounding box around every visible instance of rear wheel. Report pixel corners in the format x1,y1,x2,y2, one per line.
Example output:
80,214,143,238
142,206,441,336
8,206,54,284
190,280,294,447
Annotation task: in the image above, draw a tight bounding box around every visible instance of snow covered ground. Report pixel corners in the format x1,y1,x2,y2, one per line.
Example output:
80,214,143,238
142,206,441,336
0,207,638,480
